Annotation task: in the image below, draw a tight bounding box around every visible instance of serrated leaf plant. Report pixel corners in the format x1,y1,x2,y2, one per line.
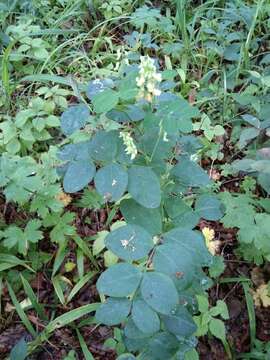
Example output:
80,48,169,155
55,55,226,359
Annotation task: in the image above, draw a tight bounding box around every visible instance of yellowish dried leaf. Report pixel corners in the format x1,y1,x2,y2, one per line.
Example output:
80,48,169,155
252,284,270,308
56,191,72,206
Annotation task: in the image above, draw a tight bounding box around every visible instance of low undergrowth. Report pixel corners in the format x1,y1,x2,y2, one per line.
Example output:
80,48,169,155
0,1,270,359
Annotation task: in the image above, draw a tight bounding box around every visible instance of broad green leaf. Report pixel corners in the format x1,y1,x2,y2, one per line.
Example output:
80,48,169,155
120,199,162,236
107,105,145,123
153,243,194,290
132,299,160,334
163,228,211,265
92,89,119,113
57,141,91,162
10,338,27,360
95,163,128,202
238,128,260,149
90,131,119,162
105,224,153,261
61,104,90,135
124,337,150,353
95,298,131,325
162,306,197,337
209,318,226,341
164,196,199,229
86,79,114,100
128,166,161,208
172,158,210,187
63,160,96,193
195,195,224,220
96,263,141,297
141,272,178,315
258,173,270,194
148,332,179,360
157,99,199,134
124,318,151,339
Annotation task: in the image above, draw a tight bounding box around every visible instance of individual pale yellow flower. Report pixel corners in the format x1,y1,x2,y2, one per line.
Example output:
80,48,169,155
252,284,270,308
119,131,137,160
202,227,220,256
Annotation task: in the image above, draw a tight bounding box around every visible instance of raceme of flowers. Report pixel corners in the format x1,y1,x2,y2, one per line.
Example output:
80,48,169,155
119,131,138,160
136,55,162,101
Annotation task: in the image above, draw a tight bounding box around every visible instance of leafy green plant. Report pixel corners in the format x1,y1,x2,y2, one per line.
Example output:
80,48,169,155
219,191,270,265
53,55,227,359
97,0,132,19
0,219,43,256
0,97,60,154
193,295,231,357
2,1,270,359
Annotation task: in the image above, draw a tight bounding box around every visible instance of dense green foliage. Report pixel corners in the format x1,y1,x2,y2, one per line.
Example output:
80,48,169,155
0,0,270,359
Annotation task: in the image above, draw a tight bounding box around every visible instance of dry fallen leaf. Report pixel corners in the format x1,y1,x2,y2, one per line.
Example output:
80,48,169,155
252,284,270,308
56,191,72,206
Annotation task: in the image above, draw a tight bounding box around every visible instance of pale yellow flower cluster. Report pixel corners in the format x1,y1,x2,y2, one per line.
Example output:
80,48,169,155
136,56,162,101
202,227,220,256
119,131,137,160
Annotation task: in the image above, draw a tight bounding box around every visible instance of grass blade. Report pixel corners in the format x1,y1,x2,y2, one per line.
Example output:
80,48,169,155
11,304,100,358
20,275,48,321
0,254,35,273
66,271,96,304
52,243,67,277
52,275,65,305
242,282,256,348
7,282,37,338
45,303,99,333
76,329,95,360
73,235,99,270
